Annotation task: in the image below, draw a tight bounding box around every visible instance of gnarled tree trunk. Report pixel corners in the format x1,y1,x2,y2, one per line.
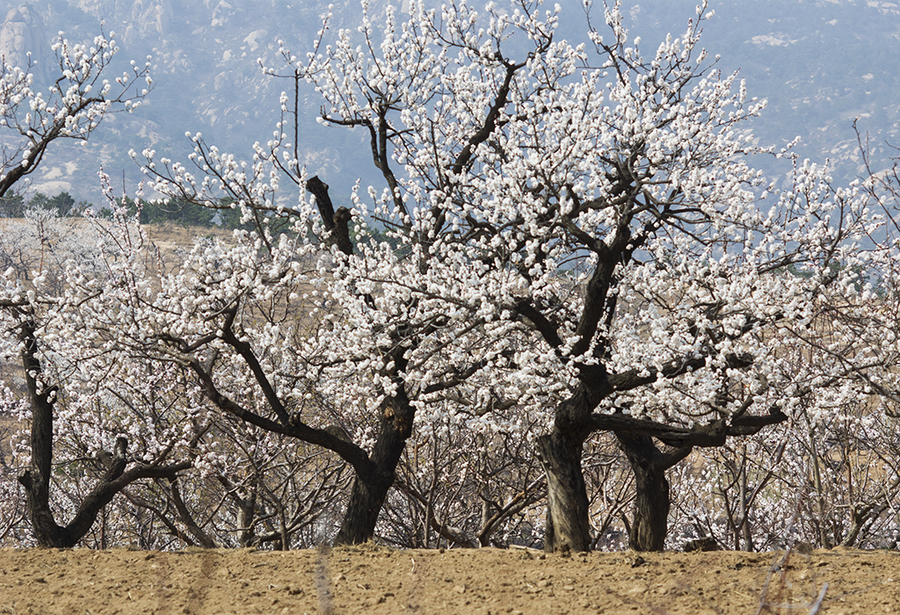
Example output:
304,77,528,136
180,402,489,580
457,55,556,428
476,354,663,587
536,430,592,552
334,467,396,545
616,432,691,552
334,363,415,545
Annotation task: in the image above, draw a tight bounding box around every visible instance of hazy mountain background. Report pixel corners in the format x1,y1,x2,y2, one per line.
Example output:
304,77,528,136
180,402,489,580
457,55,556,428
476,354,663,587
0,0,896,206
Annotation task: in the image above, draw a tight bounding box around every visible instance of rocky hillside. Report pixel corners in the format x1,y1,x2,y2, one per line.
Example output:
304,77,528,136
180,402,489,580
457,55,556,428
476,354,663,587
0,0,895,203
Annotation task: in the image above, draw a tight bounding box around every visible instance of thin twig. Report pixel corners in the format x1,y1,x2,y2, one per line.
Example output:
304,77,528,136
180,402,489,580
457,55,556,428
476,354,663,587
315,543,337,615
808,583,828,615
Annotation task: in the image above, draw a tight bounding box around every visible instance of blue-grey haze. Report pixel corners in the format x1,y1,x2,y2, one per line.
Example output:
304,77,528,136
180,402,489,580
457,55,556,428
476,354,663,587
0,0,894,205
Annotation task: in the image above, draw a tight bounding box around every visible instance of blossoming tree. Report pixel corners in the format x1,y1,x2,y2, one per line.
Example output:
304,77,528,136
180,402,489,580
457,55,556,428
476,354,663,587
0,31,192,548
134,0,900,552
0,31,149,196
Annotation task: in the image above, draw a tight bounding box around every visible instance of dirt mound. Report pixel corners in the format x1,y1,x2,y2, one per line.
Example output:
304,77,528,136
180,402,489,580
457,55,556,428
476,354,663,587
0,545,897,614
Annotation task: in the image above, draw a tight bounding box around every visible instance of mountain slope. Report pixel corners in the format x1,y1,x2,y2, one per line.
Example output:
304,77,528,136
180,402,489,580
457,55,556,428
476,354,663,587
0,0,894,203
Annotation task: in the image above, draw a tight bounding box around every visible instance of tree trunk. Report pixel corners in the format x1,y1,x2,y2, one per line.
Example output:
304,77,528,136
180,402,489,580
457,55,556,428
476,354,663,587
738,444,755,551
17,317,72,547
617,433,691,552
15,317,189,547
169,480,218,548
333,431,404,544
536,430,592,552
334,378,414,545
334,469,395,545
237,492,257,548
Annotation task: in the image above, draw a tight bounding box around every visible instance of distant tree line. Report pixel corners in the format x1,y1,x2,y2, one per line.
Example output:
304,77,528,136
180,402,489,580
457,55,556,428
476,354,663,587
0,191,81,218
0,190,249,229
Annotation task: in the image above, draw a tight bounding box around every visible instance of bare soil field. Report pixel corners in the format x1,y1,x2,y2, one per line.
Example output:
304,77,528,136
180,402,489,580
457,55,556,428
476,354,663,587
0,544,897,614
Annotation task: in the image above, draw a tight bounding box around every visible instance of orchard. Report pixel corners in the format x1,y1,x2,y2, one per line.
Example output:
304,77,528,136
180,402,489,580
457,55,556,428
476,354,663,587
1,1,899,559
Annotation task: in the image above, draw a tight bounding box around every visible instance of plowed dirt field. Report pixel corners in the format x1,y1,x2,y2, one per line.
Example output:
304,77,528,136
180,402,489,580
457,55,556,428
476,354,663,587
0,544,897,614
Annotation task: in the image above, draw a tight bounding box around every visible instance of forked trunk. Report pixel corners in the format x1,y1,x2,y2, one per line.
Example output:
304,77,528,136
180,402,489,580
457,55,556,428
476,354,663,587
617,433,690,552
536,431,592,552
16,317,188,547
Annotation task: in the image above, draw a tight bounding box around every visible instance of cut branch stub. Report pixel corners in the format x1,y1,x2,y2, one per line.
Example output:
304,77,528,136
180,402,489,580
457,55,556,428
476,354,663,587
306,175,353,255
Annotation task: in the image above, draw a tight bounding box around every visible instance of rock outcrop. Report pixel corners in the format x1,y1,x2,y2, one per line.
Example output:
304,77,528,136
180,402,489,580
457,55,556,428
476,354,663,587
0,6,47,82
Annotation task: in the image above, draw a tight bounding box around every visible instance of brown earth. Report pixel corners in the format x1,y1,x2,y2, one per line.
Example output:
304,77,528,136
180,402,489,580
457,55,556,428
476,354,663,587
0,544,897,615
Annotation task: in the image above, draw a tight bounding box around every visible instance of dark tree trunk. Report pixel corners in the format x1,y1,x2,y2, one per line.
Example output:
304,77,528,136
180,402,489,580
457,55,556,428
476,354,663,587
334,365,415,545
19,432,188,548
618,434,669,551
306,173,406,546
616,432,691,552
14,316,189,547
536,430,592,552
16,317,68,547
334,467,396,545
